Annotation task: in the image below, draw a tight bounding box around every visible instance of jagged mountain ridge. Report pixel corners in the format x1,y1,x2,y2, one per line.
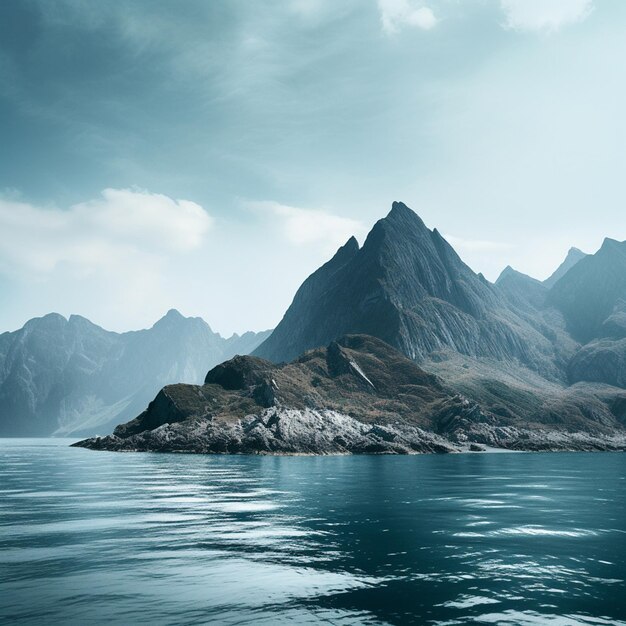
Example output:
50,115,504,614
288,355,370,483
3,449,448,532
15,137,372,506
254,202,569,380
0,310,271,437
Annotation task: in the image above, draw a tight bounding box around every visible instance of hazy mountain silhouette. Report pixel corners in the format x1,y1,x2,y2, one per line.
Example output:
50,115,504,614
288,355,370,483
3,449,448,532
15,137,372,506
548,238,626,342
0,310,270,436
545,239,626,389
543,247,587,288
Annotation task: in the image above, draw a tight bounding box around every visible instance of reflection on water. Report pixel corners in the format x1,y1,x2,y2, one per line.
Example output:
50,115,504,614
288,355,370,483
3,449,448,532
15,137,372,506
1,440,625,625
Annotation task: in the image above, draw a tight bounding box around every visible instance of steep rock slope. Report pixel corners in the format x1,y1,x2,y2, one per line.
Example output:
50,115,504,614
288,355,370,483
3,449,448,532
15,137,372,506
75,335,626,455
255,202,568,379
0,310,271,436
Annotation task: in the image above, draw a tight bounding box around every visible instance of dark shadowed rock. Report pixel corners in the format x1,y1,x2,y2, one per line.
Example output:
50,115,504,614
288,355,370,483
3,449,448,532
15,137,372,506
204,355,276,389
568,338,626,389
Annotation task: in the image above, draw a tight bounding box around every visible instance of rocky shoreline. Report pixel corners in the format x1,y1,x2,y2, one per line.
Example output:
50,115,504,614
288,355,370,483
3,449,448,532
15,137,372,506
73,408,626,455
72,335,626,456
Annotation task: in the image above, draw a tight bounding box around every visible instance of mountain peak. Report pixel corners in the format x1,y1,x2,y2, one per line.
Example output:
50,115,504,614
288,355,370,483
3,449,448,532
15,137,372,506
495,266,515,284
600,237,625,252
24,312,67,330
344,235,359,250
152,309,213,333
385,201,429,231
255,200,544,366
548,237,626,341
390,200,412,214
164,308,184,319
336,235,359,257
544,247,588,289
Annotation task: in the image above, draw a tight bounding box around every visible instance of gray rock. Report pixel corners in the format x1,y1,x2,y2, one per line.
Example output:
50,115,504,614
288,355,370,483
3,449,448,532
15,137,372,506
74,335,626,455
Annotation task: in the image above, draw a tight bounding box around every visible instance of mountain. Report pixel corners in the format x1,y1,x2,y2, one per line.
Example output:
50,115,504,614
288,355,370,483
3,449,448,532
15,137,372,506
71,202,626,455
0,310,271,437
543,239,626,389
543,247,587,288
496,266,548,312
548,238,626,342
254,202,568,380
74,335,626,454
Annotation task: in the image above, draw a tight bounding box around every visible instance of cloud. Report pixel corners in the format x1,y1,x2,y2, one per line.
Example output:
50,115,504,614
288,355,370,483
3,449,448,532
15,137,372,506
0,188,212,276
378,0,437,34
246,200,366,253
500,0,593,33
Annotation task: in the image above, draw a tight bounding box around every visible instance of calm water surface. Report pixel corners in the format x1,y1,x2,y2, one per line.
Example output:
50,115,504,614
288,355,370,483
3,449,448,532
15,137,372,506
1,439,625,625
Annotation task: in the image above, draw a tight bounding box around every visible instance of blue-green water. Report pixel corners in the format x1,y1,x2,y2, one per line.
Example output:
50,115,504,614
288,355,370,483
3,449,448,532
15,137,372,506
1,440,625,625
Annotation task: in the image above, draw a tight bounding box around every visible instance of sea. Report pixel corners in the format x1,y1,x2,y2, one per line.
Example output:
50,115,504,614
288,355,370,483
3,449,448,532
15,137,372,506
1,439,625,625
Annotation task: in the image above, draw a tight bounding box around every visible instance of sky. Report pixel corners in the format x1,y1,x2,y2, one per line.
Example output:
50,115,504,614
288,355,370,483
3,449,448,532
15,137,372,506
1,0,626,335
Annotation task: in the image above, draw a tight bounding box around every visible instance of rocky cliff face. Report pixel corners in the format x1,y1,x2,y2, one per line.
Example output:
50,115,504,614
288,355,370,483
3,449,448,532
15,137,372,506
74,335,626,455
254,202,566,380
0,310,271,436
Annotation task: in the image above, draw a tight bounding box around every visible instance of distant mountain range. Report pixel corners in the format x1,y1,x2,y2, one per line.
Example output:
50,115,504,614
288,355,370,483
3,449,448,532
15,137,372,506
0,310,270,436
76,201,626,454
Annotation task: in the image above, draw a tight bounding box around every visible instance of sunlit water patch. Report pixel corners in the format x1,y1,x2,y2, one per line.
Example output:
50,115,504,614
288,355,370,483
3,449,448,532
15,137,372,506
1,440,625,624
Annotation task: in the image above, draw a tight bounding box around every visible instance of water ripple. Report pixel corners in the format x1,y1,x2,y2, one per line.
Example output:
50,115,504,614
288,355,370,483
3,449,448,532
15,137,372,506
1,440,626,624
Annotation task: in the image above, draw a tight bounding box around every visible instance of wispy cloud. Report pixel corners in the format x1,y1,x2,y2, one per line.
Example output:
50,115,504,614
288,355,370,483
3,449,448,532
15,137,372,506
246,200,366,253
0,188,212,276
378,0,437,34
500,0,593,33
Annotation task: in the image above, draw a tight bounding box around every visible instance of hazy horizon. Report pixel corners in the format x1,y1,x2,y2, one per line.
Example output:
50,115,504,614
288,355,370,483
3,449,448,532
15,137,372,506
2,0,625,335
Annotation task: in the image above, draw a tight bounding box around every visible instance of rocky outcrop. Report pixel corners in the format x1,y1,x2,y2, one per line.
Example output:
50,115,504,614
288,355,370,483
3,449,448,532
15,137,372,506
78,408,459,455
568,338,626,388
74,335,626,455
